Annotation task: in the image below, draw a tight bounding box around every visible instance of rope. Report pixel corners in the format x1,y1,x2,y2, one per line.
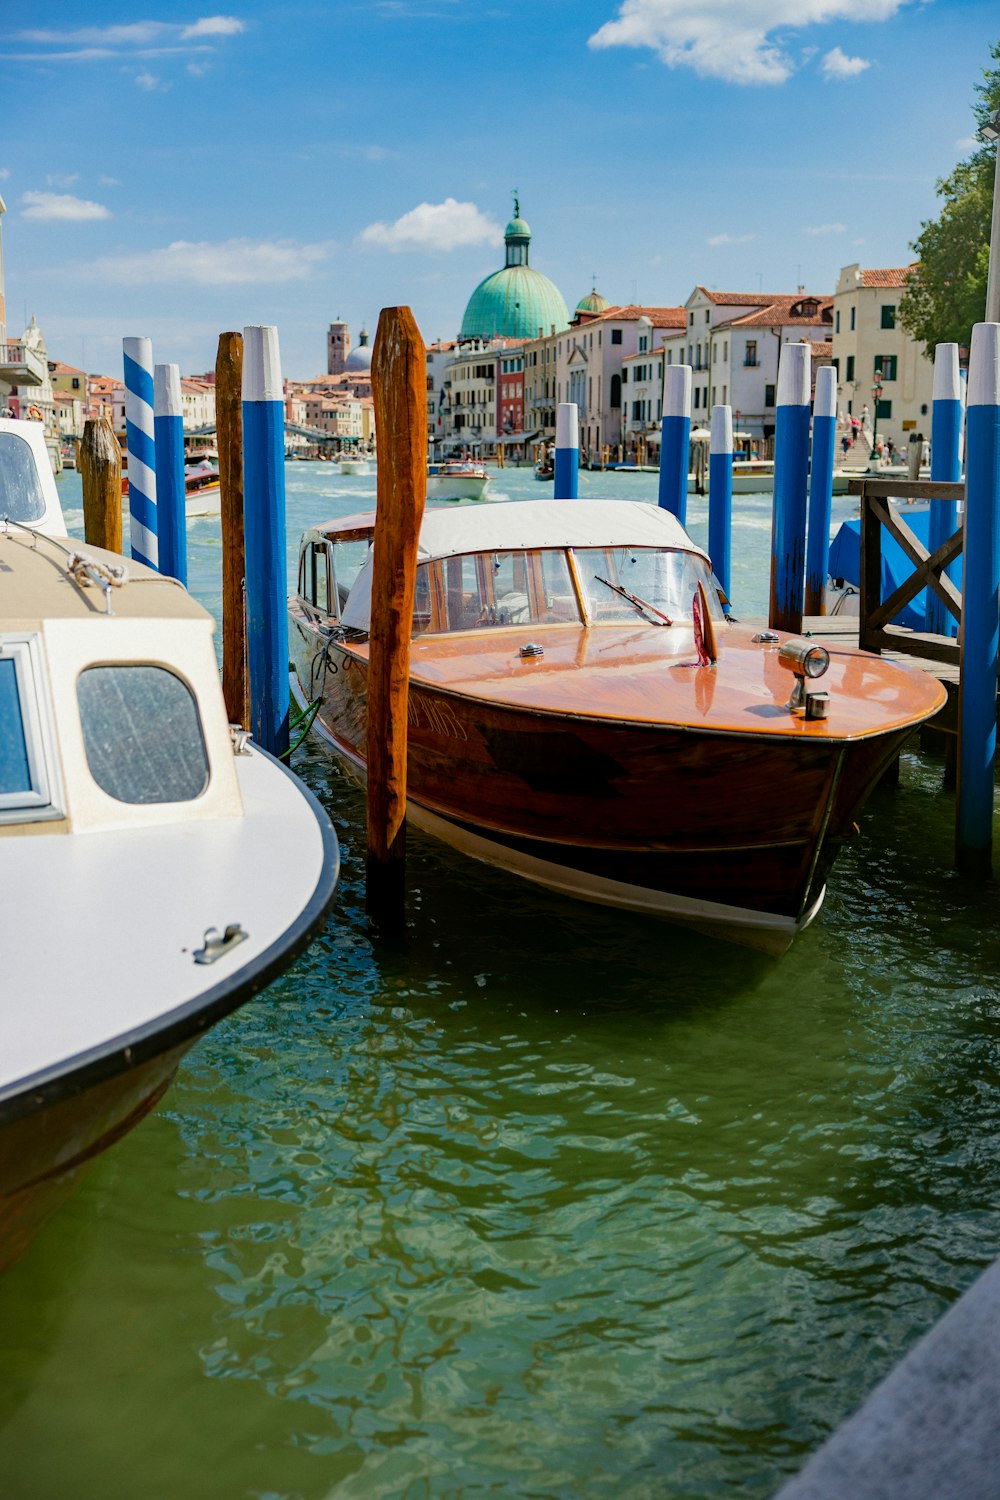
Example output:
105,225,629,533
281,698,321,759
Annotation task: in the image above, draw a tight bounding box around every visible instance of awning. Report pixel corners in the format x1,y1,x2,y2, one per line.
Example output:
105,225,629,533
495,430,539,446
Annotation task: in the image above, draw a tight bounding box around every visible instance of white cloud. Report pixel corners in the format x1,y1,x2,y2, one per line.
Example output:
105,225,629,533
707,232,755,246
589,0,908,85
181,16,245,38
21,190,111,221
187,60,212,77
99,176,123,187
338,144,396,163
821,46,870,78
955,134,980,151
135,70,163,90
46,172,80,188
359,198,501,253
90,237,333,285
803,222,847,234
0,168,10,181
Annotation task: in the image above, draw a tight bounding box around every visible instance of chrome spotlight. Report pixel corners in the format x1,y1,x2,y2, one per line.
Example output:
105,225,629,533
779,639,831,717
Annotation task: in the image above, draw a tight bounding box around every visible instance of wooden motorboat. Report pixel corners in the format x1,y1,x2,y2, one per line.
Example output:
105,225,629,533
289,499,944,953
1,474,340,1271
426,461,491,501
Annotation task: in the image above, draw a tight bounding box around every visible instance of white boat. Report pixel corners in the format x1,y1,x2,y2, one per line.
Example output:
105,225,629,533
426,461,491,502
338,455,372,476
0,418,340,1272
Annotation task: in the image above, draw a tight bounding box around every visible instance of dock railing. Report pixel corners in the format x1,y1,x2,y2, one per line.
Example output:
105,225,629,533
850,476,965,665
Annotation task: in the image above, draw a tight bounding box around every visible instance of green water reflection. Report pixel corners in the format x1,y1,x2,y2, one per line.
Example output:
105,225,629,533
1,467,998,1500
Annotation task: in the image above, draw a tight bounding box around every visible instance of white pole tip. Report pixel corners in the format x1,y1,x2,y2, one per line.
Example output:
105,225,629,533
933,343,962,403
814,364,837,420
776,342,811,408
242,325,283,402
968,324,1000,407
154,363,183,418
663,364,692,419
555,402,579,448
710,404,732,455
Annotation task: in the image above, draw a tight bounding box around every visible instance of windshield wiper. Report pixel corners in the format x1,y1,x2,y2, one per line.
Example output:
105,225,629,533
594,575,673,626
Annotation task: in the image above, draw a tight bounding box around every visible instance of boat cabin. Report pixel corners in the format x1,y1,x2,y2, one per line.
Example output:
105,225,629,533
0,417,65,537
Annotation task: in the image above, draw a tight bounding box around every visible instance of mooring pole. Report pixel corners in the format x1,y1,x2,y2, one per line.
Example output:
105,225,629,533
956,321,1000,875
658,365,692,524
241,325,289,758
217,331,249,729
554,402,579,499
926,343,963,638
805,364,837,617
80,414,122,555
770,342,811,634
122,335,158,569
153,363,187,586
708,404,733,600
367,306,427,928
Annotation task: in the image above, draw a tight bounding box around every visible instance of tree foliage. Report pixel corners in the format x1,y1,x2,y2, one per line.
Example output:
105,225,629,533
899,43,999,355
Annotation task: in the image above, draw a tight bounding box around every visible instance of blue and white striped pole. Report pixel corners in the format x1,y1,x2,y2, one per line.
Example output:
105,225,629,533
708,404,732,600
956,321,1000,874
769,342,812,634
658,365,692,524
242,325,289,758
123,336,157,568
926,342,963,637
153,363,187,586
805,364,837,617
554,402,579,499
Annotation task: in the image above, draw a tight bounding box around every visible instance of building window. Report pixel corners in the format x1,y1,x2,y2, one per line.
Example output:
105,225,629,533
745,341,757,368
846,355,855,383
874,354,898,381
639,335,648,352
610,374,621,408
881,304,896,329
611,328,622,345
705,310,710,323
835,311,840,334
876,399,892,419
850,306,856,331
689,311,695,326
765,384,776,407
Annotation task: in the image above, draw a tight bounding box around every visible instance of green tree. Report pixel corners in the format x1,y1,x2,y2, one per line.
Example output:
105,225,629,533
899,43,999,355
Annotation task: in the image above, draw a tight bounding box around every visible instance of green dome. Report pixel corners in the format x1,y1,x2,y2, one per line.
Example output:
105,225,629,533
576,287,609,314
459,202,569,341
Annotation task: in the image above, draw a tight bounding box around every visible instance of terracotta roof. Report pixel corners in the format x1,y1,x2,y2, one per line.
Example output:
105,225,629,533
718,297,833,329
860,265,917,288
48,360,87,375
586,304,687,329
694,288,788,306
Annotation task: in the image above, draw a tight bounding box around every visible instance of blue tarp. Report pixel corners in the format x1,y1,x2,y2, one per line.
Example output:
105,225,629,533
828,508,930,631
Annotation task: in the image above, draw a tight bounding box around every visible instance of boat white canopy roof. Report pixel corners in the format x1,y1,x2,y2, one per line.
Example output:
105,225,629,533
412,500,704,564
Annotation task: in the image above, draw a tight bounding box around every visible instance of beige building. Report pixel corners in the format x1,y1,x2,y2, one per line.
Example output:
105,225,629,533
831,264,933,450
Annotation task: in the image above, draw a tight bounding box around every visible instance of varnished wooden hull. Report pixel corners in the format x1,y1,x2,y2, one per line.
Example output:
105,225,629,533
291,619,921,950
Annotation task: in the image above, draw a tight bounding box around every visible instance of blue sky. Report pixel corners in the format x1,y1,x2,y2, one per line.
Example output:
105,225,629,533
1,0,996,380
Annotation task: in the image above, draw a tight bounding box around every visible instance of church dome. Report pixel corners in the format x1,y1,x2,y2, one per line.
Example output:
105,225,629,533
344,327,372,371
576,286,609,315
459,203,569,342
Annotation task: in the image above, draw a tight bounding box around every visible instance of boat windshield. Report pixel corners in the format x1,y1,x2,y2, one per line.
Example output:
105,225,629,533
0,433,47,523
573,547,723,625
413,549,578,635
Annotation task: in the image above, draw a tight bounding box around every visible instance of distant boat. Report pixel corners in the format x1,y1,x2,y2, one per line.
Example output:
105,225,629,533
0,417,340,1272
533,460,554,481
426,460,491,501
338,455,372,476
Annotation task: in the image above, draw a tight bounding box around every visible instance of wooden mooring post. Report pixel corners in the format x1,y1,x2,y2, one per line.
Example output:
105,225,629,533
80,414,122,554
366,306,427,927
216,331,249,730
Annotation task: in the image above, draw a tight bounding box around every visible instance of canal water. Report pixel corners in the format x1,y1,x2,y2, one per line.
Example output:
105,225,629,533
3,465,999,1500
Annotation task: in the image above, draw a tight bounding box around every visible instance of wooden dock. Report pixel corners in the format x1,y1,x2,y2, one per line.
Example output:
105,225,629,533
798,614,961,738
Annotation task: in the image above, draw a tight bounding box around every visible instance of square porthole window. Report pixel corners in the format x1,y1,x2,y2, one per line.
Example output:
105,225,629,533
0,635,63,824
77,665,209,804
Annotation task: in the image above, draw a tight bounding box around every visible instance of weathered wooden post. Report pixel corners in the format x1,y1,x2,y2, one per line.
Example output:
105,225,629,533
554,402,579,499
770,342,811,634
153,363,187,586
122,336,158,568
926,343,963,637
216,331,249,729
242,325,289,758
956,321,1000,874
367,306,427,927
708,404,733,599
805,364,837,617
658,365,692,524
80,414,122,554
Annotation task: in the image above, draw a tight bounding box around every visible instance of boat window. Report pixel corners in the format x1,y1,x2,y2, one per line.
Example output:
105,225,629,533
417,549,579,633
574,548,724,625
311,544,330,613
77,666,209,804
0,635,62,823
330,538,370,615
0,433,47,523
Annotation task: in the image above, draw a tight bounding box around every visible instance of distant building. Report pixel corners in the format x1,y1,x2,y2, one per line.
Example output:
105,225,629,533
831,264,931,449
459,201,569,342
327,320,350,376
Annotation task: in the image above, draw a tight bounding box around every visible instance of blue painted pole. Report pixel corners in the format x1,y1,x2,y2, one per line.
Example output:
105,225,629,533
956,321,1000,874
805,364,836,617
708,404,732,599
769,342,812,633
123,336,157,568
926,342,963,636
153,363,187,586
658,365,691,525
554,402,579,499
242,325,289,758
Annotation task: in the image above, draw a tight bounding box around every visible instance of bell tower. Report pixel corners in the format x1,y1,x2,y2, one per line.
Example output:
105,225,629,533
327,319,350,376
